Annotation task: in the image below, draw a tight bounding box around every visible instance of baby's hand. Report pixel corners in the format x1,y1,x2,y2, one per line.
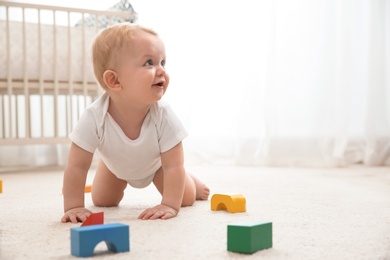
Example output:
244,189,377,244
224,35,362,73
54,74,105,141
138,204,178,220
61,207,92,223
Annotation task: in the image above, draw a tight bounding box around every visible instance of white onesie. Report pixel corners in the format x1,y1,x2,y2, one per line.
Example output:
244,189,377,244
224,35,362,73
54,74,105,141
69,92,188,188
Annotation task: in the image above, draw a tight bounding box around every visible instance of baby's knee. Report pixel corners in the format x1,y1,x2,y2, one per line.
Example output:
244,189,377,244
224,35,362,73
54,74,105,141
92,200,120,207
92,193,123,207
181,192,196,207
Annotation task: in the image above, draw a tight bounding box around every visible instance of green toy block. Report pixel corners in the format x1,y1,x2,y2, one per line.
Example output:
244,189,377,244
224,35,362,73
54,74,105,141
227,222,272,254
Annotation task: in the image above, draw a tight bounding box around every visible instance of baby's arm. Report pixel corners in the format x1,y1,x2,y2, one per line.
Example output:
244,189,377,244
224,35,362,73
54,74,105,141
61,143,94,223
138,143,186,220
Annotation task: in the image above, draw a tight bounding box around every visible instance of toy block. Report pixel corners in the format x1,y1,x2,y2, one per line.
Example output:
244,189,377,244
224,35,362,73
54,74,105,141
227,222,272,254
84,185,92,193
61,185,92,194
81,212,104,227
211,193,246,213
71,223,130,257
0,179,2,193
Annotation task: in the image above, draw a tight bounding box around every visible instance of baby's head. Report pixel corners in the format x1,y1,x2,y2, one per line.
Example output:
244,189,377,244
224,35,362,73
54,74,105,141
92,23,158,89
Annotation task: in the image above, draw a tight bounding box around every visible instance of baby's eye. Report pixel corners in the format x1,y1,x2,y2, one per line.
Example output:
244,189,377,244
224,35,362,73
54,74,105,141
145,59,153,66
161,60,166,68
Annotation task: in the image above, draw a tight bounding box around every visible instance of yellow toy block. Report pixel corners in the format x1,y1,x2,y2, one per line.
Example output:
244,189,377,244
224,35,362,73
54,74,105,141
0,179,2,193
211,193,246,213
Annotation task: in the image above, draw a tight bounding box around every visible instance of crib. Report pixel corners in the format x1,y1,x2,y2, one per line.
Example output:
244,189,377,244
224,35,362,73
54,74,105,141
0,1,136,146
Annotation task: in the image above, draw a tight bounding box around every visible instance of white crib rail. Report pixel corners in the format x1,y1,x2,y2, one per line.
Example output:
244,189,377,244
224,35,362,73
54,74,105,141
0,2,135,145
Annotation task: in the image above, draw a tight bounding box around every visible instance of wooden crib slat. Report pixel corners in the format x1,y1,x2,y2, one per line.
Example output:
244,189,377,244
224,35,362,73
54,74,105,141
22,7,31,139
67,11,74,136
53,10,59,138
5,6,13,139
38,8,45,138
1,96,5,138
15,96,19,138
82,12,88,111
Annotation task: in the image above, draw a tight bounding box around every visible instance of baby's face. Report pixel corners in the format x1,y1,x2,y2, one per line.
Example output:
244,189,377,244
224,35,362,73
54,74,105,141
115,31,170,105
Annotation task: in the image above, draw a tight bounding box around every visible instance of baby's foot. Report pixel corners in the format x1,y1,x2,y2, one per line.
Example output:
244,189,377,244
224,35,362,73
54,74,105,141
191,175,210,200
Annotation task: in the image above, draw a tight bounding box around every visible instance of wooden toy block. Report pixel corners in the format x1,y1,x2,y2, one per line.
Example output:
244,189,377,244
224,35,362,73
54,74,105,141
71,223,130,257
211,193,246,213
81,212,104,227
0,179,2,193
227,222,272,254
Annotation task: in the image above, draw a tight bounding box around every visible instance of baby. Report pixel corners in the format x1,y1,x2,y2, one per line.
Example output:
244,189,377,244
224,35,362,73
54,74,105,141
61,23,210,223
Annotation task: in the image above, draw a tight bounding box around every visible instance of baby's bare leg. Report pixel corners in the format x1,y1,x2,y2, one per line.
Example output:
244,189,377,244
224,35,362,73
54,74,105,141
153,168,210,207
191,174,210,200
92,160,128,207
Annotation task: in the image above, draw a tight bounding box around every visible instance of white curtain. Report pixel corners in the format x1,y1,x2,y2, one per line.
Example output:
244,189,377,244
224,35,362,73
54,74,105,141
137,0,390,167
1,0,389,168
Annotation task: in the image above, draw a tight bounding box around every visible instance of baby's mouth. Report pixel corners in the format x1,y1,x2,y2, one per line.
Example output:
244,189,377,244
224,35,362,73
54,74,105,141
153,81,164,87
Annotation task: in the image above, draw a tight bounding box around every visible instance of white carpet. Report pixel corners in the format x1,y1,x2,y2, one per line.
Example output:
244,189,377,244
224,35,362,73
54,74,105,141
0,165,389,259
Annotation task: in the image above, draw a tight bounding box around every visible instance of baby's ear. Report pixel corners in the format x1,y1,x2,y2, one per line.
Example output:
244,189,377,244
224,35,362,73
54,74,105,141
103,70,121,90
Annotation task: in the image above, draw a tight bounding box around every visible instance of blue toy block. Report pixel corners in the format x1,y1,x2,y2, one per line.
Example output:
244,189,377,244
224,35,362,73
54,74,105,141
227,222,272,254
71,223,130,257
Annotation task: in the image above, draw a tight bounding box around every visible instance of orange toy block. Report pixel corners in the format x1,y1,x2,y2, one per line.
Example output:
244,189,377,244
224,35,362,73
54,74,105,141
84,185,92,193
81,212,104,227
0,179,2,193
211,193,246,213
62,185,92,194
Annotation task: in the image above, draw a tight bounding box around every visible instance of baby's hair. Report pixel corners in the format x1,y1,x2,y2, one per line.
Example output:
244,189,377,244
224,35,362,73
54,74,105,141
92,23,158,89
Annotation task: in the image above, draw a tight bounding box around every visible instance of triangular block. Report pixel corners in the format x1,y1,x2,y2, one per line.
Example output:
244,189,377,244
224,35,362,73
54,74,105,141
81,212,104,227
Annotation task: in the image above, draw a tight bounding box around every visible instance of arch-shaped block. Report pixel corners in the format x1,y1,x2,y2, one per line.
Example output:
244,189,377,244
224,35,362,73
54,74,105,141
211,193,246,213
71,223,129,257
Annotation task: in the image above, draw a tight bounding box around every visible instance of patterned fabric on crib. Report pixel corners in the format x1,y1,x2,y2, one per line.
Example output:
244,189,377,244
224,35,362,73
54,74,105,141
75,0,137,28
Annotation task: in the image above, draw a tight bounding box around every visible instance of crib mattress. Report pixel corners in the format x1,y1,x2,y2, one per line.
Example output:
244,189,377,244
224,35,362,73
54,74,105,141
0,20,97,84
